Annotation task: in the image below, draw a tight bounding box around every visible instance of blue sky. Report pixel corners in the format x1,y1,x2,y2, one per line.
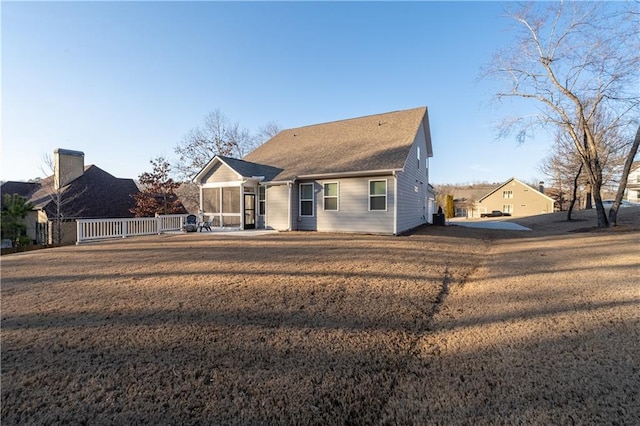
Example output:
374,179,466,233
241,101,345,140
2,1,552,185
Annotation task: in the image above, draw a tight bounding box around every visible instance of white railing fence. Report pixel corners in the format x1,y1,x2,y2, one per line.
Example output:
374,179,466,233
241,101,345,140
76,214,188,244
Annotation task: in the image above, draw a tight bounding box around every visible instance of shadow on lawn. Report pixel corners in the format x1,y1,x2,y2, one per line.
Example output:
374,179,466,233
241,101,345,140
385,323,640,424
2,303,638,424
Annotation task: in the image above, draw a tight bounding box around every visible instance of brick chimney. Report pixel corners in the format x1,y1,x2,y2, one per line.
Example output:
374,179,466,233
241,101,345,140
538,181,545,194
54,148,85,189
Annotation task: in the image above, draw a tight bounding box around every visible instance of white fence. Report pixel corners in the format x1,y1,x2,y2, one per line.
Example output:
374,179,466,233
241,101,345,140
76,214,188,244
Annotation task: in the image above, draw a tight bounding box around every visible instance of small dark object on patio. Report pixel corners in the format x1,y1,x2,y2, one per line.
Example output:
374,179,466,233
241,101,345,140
183,214,198,232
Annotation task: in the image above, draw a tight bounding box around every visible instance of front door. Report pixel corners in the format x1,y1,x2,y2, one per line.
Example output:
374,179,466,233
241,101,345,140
244,194,256,229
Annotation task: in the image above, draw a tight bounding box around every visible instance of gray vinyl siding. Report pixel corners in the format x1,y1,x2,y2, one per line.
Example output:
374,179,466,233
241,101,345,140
201,163,239,184
311,176,395,234
265,184,290,231
396,126,430,233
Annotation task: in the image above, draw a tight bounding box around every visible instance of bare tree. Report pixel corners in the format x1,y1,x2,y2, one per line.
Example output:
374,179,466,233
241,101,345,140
254,121,282,145
174,111,282,180
539,130,584,218
485,1,640,227
609,126,640,225
174,110,253,180
541,117,629,219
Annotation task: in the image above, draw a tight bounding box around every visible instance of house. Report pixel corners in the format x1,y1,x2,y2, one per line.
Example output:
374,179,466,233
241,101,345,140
444,184,499,217
625,161,640,203
469,177,555,218
194,107,435,235
0,149,139,245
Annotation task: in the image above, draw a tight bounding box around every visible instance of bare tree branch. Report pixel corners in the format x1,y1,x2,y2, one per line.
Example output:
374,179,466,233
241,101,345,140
484,1,640,227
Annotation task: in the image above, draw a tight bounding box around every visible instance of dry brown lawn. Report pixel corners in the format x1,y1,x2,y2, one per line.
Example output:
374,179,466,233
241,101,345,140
1,207,639,425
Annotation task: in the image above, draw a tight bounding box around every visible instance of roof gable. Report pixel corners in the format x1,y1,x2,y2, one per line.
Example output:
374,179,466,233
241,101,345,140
219,156,284,181
243,107,429,181
194,156,284,183
478,177,555,203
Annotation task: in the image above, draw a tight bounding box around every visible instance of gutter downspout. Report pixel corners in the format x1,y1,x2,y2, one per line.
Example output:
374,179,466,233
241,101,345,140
288,182,293,231
392,171,398,235
240,180,246,230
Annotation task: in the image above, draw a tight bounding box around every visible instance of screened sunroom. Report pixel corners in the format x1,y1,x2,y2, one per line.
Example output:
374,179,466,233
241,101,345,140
200,184,259,229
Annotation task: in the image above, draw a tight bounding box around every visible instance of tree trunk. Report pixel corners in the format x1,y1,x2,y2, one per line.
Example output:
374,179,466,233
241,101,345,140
608,126,640,226
591,180,609,228
584,184,592,210
566,163,582,221
582,153,608,227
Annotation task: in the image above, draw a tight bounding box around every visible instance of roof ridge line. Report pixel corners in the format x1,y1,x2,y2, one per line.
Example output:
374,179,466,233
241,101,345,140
283,106,427,132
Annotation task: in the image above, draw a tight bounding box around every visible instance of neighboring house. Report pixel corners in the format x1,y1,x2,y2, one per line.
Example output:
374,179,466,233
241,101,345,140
0,149,139,245
469,177,555,218
194,107,435,235
625,161,640,203
447,184,498,217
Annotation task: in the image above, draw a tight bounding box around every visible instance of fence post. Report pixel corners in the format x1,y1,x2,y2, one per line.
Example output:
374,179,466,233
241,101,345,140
156,213,162,235
122,219,128,239
76,220,82,245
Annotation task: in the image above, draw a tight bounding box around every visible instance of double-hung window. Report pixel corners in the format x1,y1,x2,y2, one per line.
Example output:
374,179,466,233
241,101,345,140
299,183,314,216
503,190,513,199
323,182,338,211
369,180,387,211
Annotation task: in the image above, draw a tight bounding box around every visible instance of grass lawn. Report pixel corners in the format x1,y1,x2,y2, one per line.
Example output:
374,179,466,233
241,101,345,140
2,208,639,424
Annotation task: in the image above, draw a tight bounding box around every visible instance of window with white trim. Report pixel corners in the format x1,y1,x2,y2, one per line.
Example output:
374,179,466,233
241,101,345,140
417,146,421,169
299,183,314,216
369,180,387,211
323,182,338,211
258,186,265,216
503,190,513,199
503,204,513,213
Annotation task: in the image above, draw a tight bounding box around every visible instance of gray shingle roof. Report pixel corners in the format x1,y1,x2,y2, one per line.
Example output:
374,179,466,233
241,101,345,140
243,107,428,181
217,156,283,181
20,165,139,219
1,182,40,207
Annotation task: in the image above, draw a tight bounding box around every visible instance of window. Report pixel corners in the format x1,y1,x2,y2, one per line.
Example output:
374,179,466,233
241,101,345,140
323,182,338,211
369,180,387,211
503,190,513,199
299,183,314,216
258,186,265,216
417,146,421,169
503,204,513,214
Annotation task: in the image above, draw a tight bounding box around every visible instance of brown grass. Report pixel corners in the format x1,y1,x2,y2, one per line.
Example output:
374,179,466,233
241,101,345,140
1,207,639,424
